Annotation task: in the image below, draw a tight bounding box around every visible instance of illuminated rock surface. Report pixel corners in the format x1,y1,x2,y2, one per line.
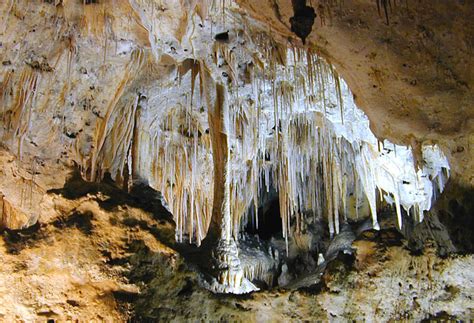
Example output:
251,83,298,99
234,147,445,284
0,0,472,320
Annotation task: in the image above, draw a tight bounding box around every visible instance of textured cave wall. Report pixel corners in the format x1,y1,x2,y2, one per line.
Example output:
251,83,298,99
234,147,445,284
0,1,473,319
0,0,468,236
0,0,223,231
236,0,474,186
0,0,149,228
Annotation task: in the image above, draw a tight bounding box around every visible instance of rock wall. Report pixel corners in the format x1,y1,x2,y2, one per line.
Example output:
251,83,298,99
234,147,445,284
237,0,474,185
0,0,472,305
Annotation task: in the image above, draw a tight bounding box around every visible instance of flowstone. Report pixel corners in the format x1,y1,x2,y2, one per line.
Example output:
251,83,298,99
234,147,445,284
204,238,259,294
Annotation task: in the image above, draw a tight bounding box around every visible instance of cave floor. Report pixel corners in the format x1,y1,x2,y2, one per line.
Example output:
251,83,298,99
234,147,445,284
0,179,472,322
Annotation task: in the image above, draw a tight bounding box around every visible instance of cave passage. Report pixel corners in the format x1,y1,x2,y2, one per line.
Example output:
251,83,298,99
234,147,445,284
246,197,283,241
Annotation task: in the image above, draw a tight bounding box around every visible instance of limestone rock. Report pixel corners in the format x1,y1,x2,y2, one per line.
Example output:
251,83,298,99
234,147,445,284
0,193,36,230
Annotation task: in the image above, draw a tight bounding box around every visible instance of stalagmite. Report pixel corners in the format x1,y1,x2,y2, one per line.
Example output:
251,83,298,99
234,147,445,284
132,25,450,268
196,62,257,293
0,0,452,295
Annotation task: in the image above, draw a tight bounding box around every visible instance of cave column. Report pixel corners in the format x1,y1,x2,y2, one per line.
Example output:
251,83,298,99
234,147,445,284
205,78,232,242
200,64,256,293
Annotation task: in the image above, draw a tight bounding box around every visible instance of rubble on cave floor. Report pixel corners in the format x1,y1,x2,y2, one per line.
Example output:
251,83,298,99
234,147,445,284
0,175,472,321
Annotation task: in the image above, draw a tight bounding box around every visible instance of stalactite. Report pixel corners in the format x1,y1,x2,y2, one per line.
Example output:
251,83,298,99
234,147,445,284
376,0,391,25
6,68,39,160
1,0,15,34
25,1,447,258
88,48,145,181
0,70,14,125
204,36,450,250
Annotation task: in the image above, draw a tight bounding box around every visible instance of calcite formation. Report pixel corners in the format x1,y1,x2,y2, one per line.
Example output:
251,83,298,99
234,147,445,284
0,0,466,296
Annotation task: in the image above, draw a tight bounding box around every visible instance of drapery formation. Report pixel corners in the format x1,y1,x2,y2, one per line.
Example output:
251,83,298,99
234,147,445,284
0,0,449,251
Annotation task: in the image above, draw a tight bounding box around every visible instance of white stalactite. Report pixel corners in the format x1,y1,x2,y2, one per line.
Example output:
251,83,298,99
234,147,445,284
0,0,450,259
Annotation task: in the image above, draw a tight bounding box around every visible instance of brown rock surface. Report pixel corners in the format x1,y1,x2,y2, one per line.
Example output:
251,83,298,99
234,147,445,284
0,0,473,320
0,169,472,321
236,0,474,185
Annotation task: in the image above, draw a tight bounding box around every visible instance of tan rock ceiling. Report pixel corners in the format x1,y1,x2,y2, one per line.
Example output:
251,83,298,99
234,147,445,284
237,0,474,185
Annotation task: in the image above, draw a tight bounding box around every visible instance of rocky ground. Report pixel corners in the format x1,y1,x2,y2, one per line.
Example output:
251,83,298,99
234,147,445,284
1,168,472,321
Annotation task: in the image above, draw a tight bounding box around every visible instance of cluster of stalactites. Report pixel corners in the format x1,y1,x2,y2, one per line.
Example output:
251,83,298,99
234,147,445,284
253,113,385,250
221,42,449,246
200,40,361,243
273,115,357,243
228,46,358,243
0,0,450,254
81,48,146,182
151,105,214,245
0,67,39,160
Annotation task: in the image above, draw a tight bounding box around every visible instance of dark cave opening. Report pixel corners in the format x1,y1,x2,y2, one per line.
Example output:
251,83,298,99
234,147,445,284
245,196,283,241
